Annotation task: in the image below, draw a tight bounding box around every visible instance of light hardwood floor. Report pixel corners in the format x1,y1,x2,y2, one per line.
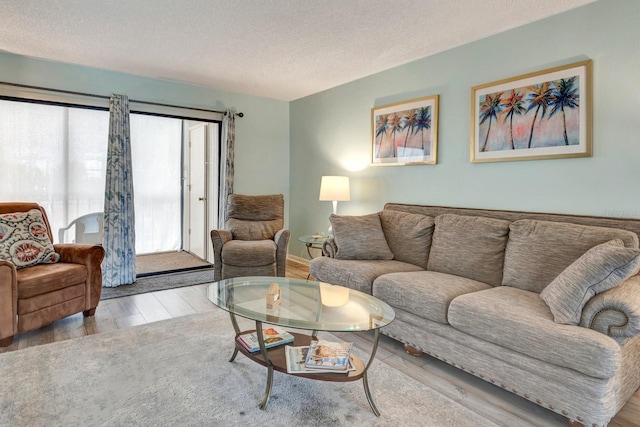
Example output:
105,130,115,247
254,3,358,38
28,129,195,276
2,258,638,426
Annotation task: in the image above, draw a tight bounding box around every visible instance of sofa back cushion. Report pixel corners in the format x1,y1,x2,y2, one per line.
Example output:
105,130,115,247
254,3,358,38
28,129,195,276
330,213,394,260
380,210,434,269
427,214,511,286
502,219,639,293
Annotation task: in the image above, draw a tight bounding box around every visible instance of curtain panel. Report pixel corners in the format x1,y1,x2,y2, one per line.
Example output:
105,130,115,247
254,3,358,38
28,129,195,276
102,94,136,287
218,109,236,228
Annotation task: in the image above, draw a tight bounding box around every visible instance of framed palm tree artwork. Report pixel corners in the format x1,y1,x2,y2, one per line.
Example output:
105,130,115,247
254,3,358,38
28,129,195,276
471,60,592,163
371,95,439,166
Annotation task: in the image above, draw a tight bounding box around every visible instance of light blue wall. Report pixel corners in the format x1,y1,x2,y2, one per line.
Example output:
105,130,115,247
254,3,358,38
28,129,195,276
289,0,640,258
0,52,290,223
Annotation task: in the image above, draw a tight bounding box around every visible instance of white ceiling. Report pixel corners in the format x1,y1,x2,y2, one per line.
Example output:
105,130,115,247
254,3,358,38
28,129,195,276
0,0,596,101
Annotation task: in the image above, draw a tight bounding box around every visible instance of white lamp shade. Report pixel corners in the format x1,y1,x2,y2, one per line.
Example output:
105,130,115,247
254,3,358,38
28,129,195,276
319,176,350,202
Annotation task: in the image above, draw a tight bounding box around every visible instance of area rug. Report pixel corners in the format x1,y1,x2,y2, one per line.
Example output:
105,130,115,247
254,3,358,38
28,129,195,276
100,269,214,300
0,308,497,427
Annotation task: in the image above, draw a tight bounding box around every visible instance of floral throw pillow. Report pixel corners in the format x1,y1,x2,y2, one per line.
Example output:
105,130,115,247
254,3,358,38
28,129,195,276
0,209,60,269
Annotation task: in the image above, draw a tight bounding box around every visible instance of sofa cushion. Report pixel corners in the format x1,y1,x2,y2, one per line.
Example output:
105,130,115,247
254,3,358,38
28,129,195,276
448,286,621,379
427,214,510,286
330,213,394,260
17,263,88,299
380,210,434,269
373,271,491,324
222,240,276,267
0,209,60,269
309,257,422,294
502,219,639,293
540,239,640,325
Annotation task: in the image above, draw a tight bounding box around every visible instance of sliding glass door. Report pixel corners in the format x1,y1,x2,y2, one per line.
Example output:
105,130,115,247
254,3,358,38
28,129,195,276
0,98,212,255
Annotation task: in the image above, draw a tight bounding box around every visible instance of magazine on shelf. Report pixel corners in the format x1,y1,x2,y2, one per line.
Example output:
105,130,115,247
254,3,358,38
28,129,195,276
304,340,353,371
237,326,294,353
285,345,355,374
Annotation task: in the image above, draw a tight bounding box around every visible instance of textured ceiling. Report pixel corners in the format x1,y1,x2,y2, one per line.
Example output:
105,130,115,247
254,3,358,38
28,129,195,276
0,0,596,101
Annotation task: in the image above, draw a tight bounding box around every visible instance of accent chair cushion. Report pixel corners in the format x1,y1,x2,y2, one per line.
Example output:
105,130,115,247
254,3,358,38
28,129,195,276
502,219,639,293
540,239,640,325
222,240,277,267
380,209,434,269
427,214,510,286
0,209,60,269
330,213,394,260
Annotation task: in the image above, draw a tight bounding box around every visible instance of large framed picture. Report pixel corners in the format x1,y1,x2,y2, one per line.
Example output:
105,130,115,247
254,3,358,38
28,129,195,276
471,60,592,163
371,95,439,165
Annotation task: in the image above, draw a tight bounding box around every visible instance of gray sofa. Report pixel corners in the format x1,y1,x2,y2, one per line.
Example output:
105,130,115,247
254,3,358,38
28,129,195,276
309,203,640,427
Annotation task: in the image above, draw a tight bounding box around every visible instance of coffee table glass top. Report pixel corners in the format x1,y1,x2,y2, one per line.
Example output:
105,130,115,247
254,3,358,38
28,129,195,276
206,276,394,332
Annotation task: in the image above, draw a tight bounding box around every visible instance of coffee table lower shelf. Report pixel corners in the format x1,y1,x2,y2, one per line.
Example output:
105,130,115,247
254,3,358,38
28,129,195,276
230,326,381,416
235,331,365,381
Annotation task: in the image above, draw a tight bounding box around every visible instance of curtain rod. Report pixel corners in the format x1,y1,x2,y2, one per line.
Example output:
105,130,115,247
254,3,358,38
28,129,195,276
0,81,244,117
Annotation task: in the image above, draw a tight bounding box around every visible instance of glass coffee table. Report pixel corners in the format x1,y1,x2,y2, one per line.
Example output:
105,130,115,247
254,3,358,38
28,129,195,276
206,276,395,416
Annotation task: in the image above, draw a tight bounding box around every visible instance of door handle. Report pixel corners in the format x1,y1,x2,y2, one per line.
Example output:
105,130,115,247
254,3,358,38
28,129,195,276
198,197,206,201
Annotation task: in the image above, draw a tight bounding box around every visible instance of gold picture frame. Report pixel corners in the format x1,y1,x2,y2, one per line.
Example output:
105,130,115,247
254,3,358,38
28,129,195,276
371,94,439,166
471,60,592,163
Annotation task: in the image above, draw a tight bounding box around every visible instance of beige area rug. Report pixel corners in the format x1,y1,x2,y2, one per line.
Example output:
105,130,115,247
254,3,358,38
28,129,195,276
0,309,498,427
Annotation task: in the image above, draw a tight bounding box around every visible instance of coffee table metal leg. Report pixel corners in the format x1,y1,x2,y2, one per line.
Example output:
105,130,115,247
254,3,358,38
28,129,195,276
228,313,241,362
255,320,274,410
362,329,381,416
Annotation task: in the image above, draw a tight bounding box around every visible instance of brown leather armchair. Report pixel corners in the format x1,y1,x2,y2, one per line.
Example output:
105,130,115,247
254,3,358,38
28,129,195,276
0,202,105,347
210,194,290,280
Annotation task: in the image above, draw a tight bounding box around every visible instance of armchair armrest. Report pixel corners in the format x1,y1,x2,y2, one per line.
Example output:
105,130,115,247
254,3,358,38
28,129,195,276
322,237,337,258
210,229,233,280
580,275,640,338
54,244,105,311
0,259,18,345
274,229,291,277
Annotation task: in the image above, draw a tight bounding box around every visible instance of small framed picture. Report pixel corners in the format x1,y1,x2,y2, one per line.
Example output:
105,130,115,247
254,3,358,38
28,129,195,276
371,95,439,166
471,60,592,163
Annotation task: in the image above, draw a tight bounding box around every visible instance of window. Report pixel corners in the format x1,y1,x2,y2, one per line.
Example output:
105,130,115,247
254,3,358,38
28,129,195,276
0,99,183,254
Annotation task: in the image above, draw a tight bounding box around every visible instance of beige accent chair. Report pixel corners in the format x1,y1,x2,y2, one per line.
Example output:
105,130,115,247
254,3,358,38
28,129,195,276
210,194,290,280
0,202,105,347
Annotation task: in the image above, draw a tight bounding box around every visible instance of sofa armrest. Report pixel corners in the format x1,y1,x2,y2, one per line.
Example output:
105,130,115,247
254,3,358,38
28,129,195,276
0,259,18,344
322,237,337,258
274,229,291,277
210,229,233,280
54,244,105,311
580,275,640,338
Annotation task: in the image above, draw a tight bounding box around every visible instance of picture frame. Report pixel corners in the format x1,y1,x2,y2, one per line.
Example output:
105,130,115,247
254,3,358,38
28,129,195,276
471,60,592,163
371,94,439,166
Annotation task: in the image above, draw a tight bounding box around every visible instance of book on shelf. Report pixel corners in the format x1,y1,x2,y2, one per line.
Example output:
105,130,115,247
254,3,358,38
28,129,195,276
304,340,353,371
285,345,355,374
237,326,294,353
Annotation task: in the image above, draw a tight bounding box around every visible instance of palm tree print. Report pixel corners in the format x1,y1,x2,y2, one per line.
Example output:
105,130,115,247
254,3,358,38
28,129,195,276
501,90,526,149
525,82,553,148
374,114,389,158
387,112,403,157
549,77,579,145
414,107,432,153
479,92,503,152
401,109,419,151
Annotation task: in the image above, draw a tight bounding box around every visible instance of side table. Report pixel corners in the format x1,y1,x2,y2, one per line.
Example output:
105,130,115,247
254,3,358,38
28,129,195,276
297,235,328,259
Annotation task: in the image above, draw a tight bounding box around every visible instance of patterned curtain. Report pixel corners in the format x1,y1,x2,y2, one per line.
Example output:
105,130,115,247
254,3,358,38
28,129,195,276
102,94,136,287
218,109,236,228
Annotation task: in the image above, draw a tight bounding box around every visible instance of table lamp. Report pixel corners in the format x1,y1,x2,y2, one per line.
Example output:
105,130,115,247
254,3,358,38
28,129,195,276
319,175,350,234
